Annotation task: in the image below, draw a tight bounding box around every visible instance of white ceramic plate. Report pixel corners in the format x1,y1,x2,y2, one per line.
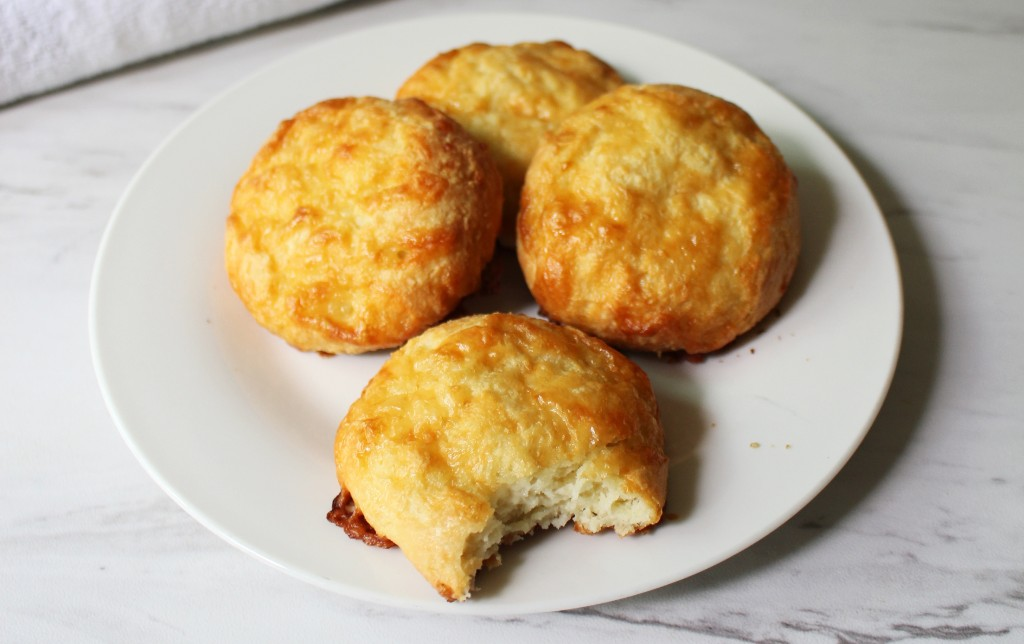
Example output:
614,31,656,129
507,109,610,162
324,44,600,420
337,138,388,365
90,14,902,614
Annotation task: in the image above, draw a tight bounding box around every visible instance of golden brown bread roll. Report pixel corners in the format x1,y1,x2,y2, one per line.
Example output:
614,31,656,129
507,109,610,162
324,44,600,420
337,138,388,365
517,84,800,355
397,41,624,245
332,313,667,601
225,96,502,354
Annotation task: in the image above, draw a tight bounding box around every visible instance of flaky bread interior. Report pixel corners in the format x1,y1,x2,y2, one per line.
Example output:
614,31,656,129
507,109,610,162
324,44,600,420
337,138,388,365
466,460,662,581
340,439,663,603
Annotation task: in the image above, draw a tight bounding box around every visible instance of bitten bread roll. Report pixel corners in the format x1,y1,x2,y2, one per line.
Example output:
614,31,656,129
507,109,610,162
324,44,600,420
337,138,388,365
331,313,668,601
225,97,502,354
517,84,800,355
397,41,623,245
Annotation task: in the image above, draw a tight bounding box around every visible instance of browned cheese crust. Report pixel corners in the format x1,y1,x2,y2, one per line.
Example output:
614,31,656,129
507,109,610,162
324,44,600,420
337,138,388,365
517,84,800,354
225,97,502,354
396,41,623,243
333,313,667,601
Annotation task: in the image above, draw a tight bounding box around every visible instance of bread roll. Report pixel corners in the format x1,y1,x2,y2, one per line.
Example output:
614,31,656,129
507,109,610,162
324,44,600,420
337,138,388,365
331,313,667,601
518,84,800,354
225,97,502,354
397,41,623,245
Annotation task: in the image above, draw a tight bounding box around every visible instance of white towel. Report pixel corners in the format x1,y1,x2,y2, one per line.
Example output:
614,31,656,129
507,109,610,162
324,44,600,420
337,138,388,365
0,0,345,105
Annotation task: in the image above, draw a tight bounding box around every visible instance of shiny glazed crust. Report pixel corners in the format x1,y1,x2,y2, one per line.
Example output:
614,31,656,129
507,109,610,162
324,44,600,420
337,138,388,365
333,313,667,601
225,97,502,354
397,41,623,243
517,84,800,355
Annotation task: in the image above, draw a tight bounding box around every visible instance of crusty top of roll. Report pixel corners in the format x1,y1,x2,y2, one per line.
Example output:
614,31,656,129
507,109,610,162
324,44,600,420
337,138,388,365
226,97,502,354
518,83,800,354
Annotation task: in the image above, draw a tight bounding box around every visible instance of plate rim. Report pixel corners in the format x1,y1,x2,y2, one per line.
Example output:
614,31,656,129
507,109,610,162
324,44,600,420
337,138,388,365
89,11,904,615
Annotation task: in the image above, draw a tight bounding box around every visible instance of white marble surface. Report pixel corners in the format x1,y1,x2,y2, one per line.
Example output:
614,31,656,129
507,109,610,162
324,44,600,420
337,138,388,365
2,0,1022,641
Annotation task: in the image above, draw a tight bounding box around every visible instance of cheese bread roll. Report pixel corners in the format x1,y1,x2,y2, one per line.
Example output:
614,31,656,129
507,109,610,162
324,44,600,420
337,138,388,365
518,84,800,355
331,313,667,601
397,41,623,245
226,97,502,354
